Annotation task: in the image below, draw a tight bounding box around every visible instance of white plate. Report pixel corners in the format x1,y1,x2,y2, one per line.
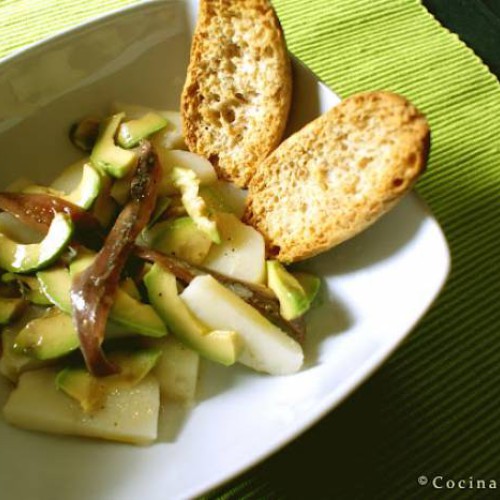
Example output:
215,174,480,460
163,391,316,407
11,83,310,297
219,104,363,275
0,2,450,499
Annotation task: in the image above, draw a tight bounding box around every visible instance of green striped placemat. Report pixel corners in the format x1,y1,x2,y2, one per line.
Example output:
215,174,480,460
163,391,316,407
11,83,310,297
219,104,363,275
0,0,138,58
1,1,500,498
216,1,500,498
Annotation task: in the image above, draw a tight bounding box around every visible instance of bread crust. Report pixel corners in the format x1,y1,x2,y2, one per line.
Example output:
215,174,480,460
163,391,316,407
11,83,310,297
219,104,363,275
181,0,292,187
245,92,430,263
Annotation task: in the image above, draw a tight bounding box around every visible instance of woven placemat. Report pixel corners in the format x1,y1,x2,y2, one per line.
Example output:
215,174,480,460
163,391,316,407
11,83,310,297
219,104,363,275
1,1,500,498
213,1,500,498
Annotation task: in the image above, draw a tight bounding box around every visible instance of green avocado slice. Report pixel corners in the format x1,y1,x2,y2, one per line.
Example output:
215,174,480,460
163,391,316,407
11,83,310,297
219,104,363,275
143,216,213,265
36,265,71,312
13,309,79,360
23,161,101,210
266,260,311,321
293,272,321,307
90,113,137,178
56,348,162,412
148,196,171,227
1,273,51,305
0,297,26,325
0,213,73,273
0,309,53,383
144,264,239,366
37,262,167,338
62,163,102,210
117,113,168,149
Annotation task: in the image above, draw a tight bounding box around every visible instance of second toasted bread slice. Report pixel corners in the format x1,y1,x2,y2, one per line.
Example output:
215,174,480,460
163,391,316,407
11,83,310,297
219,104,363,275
181,0,292,188
245,92,430,263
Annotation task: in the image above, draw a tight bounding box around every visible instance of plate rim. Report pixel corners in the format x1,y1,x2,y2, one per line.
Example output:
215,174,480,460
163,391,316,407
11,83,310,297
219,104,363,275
188,192,451,498
0,0,452,497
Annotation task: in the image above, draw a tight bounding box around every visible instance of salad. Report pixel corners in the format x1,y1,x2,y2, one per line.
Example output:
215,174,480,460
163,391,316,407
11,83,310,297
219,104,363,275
0,104,319,445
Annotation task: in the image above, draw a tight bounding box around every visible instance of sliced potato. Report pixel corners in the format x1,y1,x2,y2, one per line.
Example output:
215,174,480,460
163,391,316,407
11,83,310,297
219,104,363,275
154,336,200,403
151,111,186,150
3,369,160,445
202,213,266,284
157,150,217,196
181,275,303,375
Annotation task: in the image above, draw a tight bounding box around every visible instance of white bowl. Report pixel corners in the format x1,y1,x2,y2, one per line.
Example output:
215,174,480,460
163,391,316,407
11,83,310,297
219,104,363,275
0,1,450,499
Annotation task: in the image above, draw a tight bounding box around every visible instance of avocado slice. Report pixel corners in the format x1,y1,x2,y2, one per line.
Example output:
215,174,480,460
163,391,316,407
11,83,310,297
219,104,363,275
181,275,304,375
0,213,73,273
24,161,102,210
0,296,25,325
90,113,137,178
143,217,213,265
293,272,321,307
171,167,220,244
0,307,53,382
1,273,50,305
121,277,142,302
36,265,71,311
56,348,161,412
112,103,185,150
266,260,311,320
13,309,79,360
148,196,171,227
55,369,103,413
200,181,248,219
37,261,167,338
117,113,168,149
62,163,101,210
109,173,132,205
144,264,239,366
90,174,118,228
21,185,60,197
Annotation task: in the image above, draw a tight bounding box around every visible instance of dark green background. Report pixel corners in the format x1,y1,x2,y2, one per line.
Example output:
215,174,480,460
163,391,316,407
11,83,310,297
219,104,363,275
209,2,500,499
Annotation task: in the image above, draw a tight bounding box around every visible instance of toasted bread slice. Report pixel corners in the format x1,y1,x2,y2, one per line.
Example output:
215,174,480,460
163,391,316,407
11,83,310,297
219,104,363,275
181,0,292,188
245,92,430,263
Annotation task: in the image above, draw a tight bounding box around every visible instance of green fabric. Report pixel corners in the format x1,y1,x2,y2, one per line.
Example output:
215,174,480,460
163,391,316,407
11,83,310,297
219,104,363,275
0,0,138,59
1,1,500,499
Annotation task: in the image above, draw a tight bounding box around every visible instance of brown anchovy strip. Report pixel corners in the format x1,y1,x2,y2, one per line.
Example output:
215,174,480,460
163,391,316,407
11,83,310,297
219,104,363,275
71,142,160,376
0,192,104,249
134,247,306,344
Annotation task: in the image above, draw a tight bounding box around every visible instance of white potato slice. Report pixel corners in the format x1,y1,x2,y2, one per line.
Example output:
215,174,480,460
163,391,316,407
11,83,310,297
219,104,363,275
51,158,87,193
156,149,217,196
202,212,266,284
154,336,200,403
152,111,186,151
3,369,160,445
181,275,303,375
